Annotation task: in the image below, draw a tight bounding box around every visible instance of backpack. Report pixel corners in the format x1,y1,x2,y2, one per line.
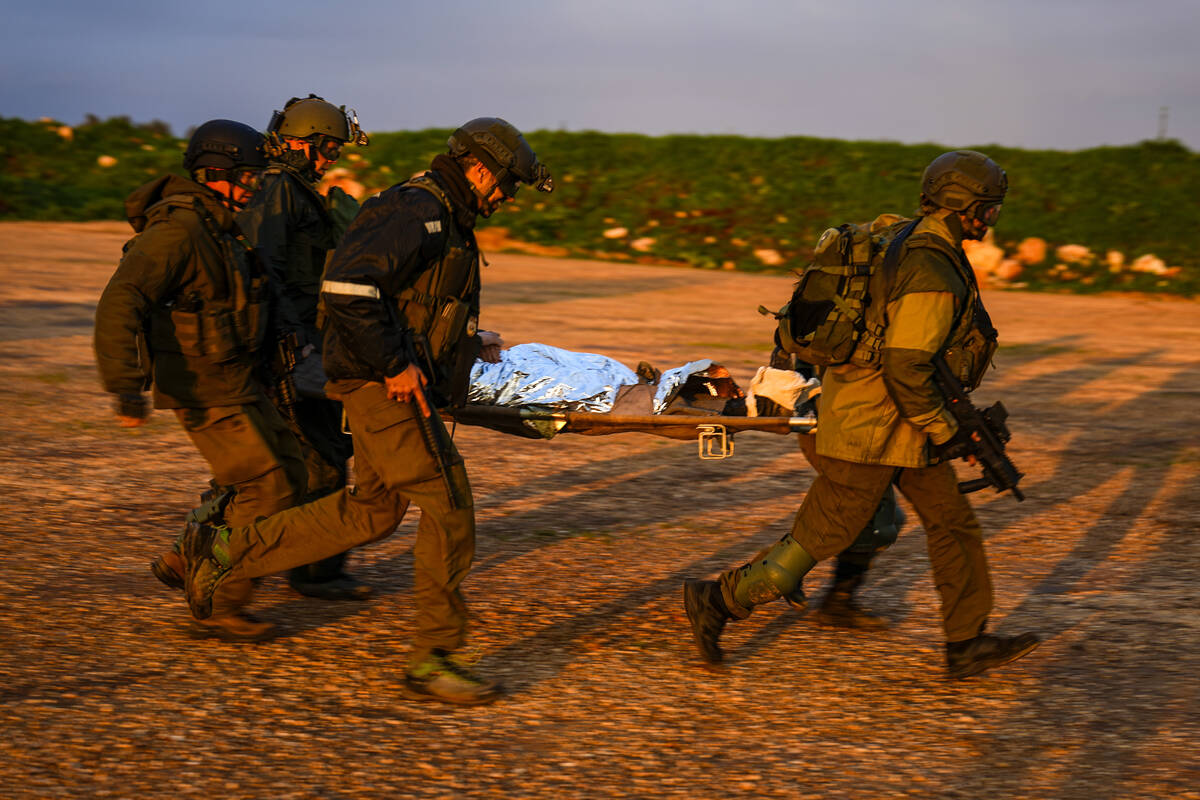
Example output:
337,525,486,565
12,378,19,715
763,214,920,369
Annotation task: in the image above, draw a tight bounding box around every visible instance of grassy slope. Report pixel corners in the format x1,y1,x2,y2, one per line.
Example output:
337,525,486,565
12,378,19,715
2,117,1196,295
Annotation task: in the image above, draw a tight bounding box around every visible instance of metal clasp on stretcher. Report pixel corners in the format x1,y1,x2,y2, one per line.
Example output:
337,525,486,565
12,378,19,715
697,424,733,460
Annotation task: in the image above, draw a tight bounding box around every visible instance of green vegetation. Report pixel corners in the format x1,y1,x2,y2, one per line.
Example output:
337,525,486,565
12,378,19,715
2,116,1197,295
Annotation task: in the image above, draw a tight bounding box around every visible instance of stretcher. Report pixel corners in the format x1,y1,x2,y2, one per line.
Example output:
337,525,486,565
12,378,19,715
446,343,817,459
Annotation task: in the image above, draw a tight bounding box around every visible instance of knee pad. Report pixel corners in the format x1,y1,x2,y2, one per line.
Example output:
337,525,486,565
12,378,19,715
733,534,817,609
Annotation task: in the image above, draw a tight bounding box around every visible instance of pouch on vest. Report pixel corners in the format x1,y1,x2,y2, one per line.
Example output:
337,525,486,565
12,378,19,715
426,296,473,364
765,215,917,369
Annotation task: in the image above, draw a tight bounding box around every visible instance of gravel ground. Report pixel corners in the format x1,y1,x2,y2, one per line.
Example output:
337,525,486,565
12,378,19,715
1,221,1197,799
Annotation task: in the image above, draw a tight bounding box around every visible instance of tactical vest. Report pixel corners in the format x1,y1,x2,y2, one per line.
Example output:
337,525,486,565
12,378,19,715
144,196,269,364
394,174,482,403
929,237,997,391
776,214,997,390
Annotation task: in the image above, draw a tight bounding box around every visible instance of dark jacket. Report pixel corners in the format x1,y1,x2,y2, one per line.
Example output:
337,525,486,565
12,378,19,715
320,165,481,391
93,175,269,409
237,164,359,347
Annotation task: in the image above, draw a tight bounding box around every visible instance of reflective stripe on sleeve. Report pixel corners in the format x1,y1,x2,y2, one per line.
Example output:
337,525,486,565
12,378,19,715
321,280,381,299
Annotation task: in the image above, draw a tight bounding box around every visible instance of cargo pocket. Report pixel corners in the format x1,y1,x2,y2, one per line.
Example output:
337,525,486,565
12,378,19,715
357,395,444,488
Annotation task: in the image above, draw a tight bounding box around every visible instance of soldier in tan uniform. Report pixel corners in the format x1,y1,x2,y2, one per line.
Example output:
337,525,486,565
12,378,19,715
685,151,1040,679
94,120,306,642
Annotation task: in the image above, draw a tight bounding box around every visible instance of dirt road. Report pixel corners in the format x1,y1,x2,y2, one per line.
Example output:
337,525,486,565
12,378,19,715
1,221,1197,798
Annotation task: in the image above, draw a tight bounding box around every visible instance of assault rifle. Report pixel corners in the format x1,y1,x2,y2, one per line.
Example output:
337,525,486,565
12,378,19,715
407,333,470,510
274,331,300,424
932,357,1025,501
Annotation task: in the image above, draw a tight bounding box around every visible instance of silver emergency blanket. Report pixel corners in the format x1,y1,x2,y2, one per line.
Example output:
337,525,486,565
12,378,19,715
653,359,715,413
467,343,639,413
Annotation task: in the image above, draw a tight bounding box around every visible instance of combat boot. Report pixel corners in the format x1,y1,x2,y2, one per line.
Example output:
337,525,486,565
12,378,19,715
946,632,1041,679
187,610,276,643
179,521,234,620
290,574,374,601
155,484,235,592
683,579,732,665
289,556,373,601
150,550,185,591
811,554,888,628
816,578,892,633
402,650,504,706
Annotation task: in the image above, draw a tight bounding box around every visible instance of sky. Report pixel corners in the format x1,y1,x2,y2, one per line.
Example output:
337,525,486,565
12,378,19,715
3,0,1198,151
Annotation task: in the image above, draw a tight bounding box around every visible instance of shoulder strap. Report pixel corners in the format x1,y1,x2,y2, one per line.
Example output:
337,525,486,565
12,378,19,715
403,173,454,212
877,217,921,303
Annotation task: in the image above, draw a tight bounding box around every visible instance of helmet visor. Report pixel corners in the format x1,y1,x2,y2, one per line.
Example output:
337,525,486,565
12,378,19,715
498,173,521,198
978,202,1002,226
315,135,344,162
234,168,263,192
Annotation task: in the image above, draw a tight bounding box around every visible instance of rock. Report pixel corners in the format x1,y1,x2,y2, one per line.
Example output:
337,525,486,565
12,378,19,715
96,155,117,168
630,237,655,252
753,248,783,266
320,168,365,200
1055,243,1093,265
56,126,74,141
995,259,1024,282
1131,254,1168,275
1015,237,1047,265
1106,250,1125,272
962,236,1004,280
602,227,628,239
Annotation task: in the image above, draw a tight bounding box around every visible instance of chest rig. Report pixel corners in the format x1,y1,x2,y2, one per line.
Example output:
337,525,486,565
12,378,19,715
394,174,482,402
146,195,270,363
918,235,997,391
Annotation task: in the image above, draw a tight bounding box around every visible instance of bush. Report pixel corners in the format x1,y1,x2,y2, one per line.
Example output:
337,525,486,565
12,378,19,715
1,117,1196,295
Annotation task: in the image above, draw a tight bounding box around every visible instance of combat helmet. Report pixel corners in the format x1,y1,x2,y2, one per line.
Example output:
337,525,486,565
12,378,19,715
183,119,268,208
447,117,553,210
921,150,1007,226
266,94,368,167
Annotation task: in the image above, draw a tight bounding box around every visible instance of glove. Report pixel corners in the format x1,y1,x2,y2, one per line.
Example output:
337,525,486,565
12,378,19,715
929,426,977,463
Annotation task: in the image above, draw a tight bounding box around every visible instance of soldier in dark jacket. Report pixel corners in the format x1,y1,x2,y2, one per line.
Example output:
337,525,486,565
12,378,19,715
237,94,372,600
177,118,552,706
684,151,1040,680
94,120,306,642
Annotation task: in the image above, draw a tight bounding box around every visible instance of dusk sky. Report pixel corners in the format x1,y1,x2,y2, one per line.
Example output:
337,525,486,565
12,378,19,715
4,0,1197,150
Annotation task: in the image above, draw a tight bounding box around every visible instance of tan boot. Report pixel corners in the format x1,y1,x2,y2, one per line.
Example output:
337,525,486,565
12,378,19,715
150,551,185,591
402,650,504,706
187,611,276,643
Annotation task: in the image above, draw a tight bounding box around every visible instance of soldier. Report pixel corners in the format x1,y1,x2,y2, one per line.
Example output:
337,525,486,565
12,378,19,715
94,120,307,642
767,351,906,629
685,151,1040,679
175,118,553,705
238,94,373,600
